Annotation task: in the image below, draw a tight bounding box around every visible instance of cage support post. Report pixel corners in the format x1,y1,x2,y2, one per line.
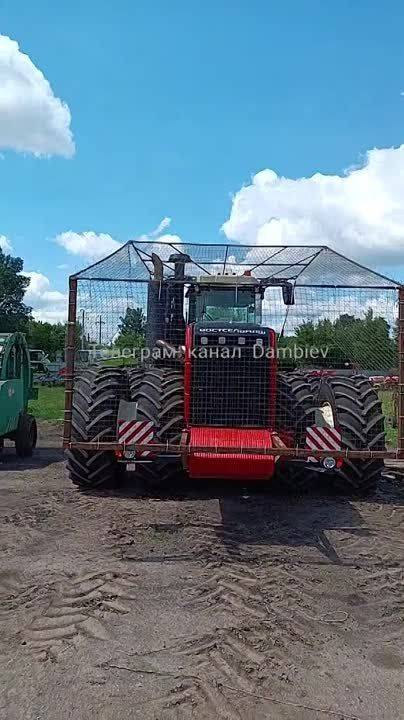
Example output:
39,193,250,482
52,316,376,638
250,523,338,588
398,286,404,458
63,277,77,447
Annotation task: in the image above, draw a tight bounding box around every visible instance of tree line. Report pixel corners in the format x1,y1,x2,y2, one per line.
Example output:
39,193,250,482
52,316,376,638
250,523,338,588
0,248,79,359
278,311,397,370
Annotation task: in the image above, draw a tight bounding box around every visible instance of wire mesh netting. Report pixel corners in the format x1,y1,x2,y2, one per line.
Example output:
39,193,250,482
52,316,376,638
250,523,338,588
66,242,401,459
73,242,398,287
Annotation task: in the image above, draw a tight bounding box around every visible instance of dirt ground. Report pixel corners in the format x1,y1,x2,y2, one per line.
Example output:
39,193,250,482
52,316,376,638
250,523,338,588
1,423,404,720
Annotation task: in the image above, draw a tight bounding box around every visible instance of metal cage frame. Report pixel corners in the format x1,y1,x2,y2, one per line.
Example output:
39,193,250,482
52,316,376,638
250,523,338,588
63,242,404,460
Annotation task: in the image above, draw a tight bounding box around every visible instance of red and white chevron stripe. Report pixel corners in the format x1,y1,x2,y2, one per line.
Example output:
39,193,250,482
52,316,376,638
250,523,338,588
305,425,341,463
306,425,341,451
118,419,154,457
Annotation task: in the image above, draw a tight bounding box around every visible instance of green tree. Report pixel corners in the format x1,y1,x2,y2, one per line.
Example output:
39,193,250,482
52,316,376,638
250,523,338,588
118,307,145,336
115,307,146,351
289,309,396,370
28,321,67,359
0,248,31,332
114,331,145,352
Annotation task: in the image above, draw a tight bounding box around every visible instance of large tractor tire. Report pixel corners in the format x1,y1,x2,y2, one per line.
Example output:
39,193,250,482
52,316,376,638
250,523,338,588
312,374,385,495
66,367,126,490
128,367,184,490
275,372,316,491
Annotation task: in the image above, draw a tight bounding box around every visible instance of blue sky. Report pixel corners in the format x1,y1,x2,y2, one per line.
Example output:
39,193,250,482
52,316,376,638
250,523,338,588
1,0,404,319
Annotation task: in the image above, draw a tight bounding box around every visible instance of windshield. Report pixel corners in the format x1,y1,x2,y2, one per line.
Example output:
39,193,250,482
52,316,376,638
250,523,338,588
196,287,259,323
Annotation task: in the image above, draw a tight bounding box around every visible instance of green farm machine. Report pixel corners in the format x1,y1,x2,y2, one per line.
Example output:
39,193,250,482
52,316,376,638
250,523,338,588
0,332,37,457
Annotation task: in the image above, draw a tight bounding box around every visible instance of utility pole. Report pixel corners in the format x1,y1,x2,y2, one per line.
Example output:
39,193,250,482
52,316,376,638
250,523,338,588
81,309,85,350
98,315,105,346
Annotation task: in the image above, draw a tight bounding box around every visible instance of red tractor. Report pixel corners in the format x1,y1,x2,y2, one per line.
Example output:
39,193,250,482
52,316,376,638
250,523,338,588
66,252,386,495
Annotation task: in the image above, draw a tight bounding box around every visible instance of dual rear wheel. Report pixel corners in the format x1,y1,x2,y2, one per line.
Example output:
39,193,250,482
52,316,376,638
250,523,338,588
65,368,126,489
276,372,385,494
127,367,184,490
66,367,385,495
66,366,183,491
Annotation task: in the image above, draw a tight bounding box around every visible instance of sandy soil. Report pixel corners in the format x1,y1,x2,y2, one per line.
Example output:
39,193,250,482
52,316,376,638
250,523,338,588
1,423,404,720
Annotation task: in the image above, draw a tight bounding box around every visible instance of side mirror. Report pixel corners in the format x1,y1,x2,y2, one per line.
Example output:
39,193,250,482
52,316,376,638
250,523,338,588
282,282,295,305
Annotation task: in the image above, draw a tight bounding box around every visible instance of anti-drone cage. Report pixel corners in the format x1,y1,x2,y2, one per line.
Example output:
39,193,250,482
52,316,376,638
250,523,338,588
63,242,404,460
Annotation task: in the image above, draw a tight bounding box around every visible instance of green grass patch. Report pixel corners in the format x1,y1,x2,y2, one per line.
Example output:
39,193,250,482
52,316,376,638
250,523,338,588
28,386,65,421
100,357,139,368
384,425,397,448
379,389,398,448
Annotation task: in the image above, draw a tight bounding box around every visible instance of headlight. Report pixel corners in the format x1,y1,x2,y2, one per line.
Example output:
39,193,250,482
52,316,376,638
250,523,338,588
124,450,136,460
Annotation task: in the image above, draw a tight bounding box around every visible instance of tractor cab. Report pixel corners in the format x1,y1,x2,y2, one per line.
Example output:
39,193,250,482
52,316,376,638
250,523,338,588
187,274,262,325
145,251,295,349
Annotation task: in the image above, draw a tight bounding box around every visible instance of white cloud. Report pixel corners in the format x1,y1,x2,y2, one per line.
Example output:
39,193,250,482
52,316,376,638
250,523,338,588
55,221,182,264
22,271,67,323
151,217,171,236
0,35,74,157
0,234,12,253
149,233,182,249
55,231,122,261
222,146,404,265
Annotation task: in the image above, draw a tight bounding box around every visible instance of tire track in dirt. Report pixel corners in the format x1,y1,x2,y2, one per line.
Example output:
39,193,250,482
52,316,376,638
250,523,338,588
142,620,315,718
164,528,331,718
190,518,329,621
106,514,323,719
191,563,268,621
0,571,55,625
105,496,404,718
191,519,375,651
22,570,138,661
167,675,243,720
0,572,40,618
191,560,328,669
126,628,267,720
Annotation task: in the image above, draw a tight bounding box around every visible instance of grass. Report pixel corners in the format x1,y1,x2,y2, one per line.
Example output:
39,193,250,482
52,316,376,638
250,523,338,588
101,357,139,367
379,389,398,448
29,386,65,422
